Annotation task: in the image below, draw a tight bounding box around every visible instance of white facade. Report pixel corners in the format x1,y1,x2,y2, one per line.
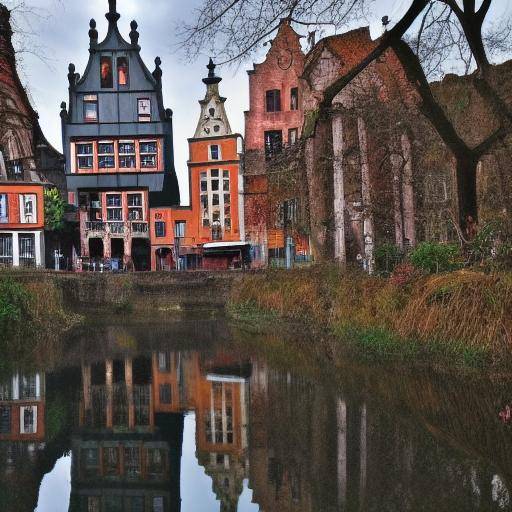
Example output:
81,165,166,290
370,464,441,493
0,229,45,268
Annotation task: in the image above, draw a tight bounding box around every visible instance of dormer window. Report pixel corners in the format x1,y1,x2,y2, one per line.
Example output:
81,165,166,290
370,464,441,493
83,95,98,123
209,145,220,161
100,56,113,88
117,57,129,86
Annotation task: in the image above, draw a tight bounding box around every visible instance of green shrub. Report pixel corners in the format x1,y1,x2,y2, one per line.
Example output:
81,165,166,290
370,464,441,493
0,277,32,336
468,220,512,270
375,243,404,275
409,242,462,274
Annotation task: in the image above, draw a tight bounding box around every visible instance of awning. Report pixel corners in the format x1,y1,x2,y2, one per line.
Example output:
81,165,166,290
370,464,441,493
202,241,251,254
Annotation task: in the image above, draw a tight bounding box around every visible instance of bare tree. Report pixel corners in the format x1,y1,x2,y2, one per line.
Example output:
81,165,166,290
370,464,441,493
179,0,512,229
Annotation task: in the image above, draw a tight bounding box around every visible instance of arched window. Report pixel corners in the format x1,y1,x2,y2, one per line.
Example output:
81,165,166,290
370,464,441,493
117,57,129,86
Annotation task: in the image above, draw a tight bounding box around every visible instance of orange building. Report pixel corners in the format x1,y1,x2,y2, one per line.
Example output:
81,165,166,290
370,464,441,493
150,60,248,271
0,182,45,267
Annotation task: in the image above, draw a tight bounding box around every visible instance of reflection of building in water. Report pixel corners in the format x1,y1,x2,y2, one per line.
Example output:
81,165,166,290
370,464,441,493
72,356,182,512
0,372,49,512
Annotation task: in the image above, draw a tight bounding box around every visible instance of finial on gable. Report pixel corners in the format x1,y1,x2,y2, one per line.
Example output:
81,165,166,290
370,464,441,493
106,0,120,24
89,19,98,46
68,63,78,87
153,57,162,82
130,20,139,46
203,58,222,86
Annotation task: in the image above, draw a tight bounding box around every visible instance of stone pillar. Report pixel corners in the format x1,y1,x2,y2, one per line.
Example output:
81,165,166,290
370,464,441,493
401,133,416,247
106,360,113,429
391,152,404,250
35,230,44,268
332,113,346,265
359,403,367,508
337,398,347,509
125,358,134,429
358,118,375,274
12,232,19,267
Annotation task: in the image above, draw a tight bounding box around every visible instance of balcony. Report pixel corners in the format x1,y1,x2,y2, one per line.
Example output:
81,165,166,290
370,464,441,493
108,222,125,235
131,222,149,237
85,221,106,233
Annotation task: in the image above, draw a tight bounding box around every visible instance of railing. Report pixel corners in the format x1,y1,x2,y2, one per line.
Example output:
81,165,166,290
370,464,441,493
0,256,13,267
85,221,105,232
131,222,148,234
108,222,125,235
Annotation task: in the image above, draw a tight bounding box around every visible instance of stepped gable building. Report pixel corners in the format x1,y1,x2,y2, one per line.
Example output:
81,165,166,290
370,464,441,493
243,19,310,268
61,0,180,271
150,60,246,271
0,3,63,269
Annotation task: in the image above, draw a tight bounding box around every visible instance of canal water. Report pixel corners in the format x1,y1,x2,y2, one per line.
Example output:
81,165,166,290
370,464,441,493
0,319,511,511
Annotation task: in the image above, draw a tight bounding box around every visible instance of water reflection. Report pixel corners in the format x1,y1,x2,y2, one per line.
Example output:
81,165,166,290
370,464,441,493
0,323,511,511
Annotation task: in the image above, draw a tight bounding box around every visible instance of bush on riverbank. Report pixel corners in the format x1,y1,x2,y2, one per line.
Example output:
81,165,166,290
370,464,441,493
0,273,78,360
230,266,512,361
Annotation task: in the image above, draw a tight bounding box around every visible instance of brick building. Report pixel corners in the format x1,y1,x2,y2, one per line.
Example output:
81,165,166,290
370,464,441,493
243,19,310,267
61,0,180,272
0,4,64,269
150,60,247,271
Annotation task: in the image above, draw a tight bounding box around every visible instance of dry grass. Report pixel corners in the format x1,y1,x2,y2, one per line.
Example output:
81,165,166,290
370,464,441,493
230,266,512,358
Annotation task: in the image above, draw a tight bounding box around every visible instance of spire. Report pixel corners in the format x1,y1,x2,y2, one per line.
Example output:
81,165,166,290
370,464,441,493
105,0,120,25
203,58,222,86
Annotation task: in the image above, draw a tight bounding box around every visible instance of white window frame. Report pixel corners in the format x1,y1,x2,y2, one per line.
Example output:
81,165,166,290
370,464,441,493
83,94,98,123
140,140,157,169
20,405,37,434
200,169,231,233
138,98,151,122
127,192,144,221
76,142,94,170
118,140,136,169
174,221,186,239
209,144,221,161
19,194,37,224
0,193,8,223
98,141,115,170
106,193,123,221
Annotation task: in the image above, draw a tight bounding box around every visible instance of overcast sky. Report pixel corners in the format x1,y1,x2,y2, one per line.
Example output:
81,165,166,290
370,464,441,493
10,0,511,204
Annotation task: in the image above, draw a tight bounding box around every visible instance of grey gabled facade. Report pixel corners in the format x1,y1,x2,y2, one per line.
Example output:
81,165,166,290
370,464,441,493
61,0,179,270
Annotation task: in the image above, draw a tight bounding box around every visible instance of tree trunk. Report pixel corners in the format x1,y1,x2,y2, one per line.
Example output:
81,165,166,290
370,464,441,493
456,155,478,228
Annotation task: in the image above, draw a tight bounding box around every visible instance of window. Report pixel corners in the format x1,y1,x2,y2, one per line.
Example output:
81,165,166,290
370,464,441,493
119,141,136,168
153,497,165,512
147,450,165,478
0,194,7,223
19,234,35,267
200,170,231,233
19,194,37,224
104,447,119,476
77,143,93,169
20,406,37,434
128,193,143,221
159,384,172,404
0,234,13,267
20,375,37,399
87,497,100,512
138,98,151,122
83,95,98,122
106,194,122,221
155,221,166,238
290,87,299,110
289,128,298,145
0,406,11,434
98,142,115,169
158,352,170,372
129,497,144,512
124,447,141,479
174,221,186,238
100,56,113,88
140,141,157,168
7,160,23,180
266,89,281,112
117,57,129,86
210,145,220,160
264,130,283,159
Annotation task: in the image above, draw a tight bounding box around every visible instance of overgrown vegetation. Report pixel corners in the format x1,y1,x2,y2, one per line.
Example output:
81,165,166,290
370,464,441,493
230,265,512,365
0,273,79,360
44,187,66,231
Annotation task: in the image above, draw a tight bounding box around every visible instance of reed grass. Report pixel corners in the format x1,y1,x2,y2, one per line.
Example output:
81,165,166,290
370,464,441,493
230,266,512,362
